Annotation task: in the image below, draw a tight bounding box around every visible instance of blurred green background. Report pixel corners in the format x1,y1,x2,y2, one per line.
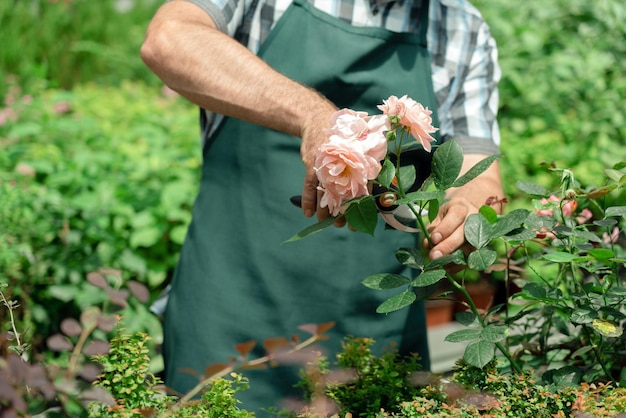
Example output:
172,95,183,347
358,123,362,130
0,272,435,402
1,0,624,375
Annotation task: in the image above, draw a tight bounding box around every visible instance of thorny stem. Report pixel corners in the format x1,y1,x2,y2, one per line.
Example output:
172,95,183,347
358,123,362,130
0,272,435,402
164,333,324,416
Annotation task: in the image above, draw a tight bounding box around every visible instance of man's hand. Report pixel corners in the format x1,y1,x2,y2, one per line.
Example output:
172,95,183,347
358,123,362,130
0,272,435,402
424,154,504,263
299,105,348,227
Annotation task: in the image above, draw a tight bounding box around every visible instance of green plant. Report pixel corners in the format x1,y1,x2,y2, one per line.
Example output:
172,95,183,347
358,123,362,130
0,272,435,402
90,329,166,417
0,80,198,370
298,337,423,417
0,0,161,97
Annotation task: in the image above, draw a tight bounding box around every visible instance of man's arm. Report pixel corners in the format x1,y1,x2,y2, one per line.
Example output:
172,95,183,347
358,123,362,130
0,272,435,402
140,0,336,218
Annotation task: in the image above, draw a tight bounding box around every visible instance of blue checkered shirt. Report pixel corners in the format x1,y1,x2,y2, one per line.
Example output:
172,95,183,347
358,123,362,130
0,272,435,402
181,0,501,154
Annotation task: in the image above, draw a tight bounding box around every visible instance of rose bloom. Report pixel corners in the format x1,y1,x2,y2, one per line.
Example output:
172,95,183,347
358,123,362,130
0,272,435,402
315,109,389,216
377,95,438,152
603,227,620,245
315,137,383,216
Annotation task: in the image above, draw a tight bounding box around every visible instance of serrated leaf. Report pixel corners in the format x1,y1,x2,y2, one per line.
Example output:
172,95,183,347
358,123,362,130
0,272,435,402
480,325,508,343
605,169,625,183
464,340,495,368
570,308,597,324
410,269,446,287
479,205,499,224
491,209,530,238
395,247,425,269
542,252,578,263
397,165,416,192
592,319,623,338
284,217,335,242
362,273,411,290
467,248,497,271
464,213,493,248
521,282,547,300
455,311,478,326
444,328,481,343
605,206,626,218
378,159,396,188
345,198,378,235
428,198,439,222
425,250,465,270
426,250,466,270
586,184,618,199
503,228,537,242
588,248,615,260
452,154,499,188
432,140,463,190
516,181,547,196
376,290,416,314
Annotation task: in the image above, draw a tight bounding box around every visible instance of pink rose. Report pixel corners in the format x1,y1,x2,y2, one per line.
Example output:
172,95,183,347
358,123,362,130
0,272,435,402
603,227,620,244
315,137,384,217
576,208,593,225
378,95,438,152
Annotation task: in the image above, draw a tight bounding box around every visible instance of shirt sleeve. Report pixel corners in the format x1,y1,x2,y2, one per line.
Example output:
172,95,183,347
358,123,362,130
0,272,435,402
430,1,501,156
176,0,247,36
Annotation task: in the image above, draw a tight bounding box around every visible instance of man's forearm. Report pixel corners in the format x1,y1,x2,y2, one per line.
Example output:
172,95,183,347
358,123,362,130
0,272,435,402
140,0,335,140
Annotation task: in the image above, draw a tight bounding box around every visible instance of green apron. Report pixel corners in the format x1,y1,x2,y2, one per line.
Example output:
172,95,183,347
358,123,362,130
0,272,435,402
163,0,440,413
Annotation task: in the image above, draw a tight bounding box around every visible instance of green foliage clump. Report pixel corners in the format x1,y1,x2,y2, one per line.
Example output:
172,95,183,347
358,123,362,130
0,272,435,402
90,328,254,418
0,80,198,359
300,337,423,417
387,360,626,417
472,0,626,199
91,330,165,417
0,0,161,97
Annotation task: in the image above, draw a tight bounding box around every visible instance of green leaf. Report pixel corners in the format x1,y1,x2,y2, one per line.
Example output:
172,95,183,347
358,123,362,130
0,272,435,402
444,328,481,343
588,248,615,260
410,269,446,287
605,206,626,218
345,198,378,235
502,228,537,242
130,227,162,248
467,248,497,271
464,213,493,248
426,250,466,270
464,340,495,369
479,205,499,224
428,198,439,223
395,248,425,269
586,184,618,199
452,154,499,188
432,140,463,190
455,311,478,326
542,252,579,263
376,291,417,314
491,209,530,238
362,273,410,290
516,181,547,196
570,308,596,325
592,319,623,338
521,282,547,300
378,159,396,188
480,325,508,343
397,165,416,193
284,217,335,242
605,169,625,183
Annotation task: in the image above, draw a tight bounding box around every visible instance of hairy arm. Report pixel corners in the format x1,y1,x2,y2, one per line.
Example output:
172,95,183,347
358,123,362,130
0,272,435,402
140,0,336,217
